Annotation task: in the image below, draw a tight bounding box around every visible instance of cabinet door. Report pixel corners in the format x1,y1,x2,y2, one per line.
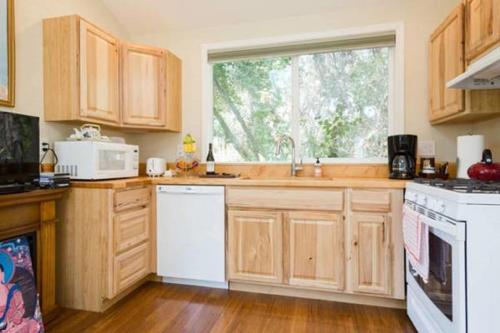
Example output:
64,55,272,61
286,211,344,290
79,20,120,124
429,4,465,122
165,52,182,132
122,44,166,127
351,213,391,296
227,210,283,283
465,0,500,61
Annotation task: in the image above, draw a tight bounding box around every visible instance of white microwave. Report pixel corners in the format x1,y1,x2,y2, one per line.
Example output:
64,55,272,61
54,141,139,180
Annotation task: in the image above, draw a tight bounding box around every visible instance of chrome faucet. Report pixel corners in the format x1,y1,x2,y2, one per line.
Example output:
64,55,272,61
275,135,303,177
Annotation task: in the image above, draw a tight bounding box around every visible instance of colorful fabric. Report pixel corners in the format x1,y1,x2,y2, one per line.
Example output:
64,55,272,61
0,237,43,332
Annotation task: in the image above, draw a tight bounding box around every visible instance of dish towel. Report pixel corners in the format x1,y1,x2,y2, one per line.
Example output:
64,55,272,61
403,204,429,281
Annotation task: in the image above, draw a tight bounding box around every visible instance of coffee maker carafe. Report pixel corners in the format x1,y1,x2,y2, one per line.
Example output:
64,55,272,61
388,135,417,179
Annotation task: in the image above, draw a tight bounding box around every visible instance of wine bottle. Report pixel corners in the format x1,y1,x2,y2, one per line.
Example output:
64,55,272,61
206,143,216,175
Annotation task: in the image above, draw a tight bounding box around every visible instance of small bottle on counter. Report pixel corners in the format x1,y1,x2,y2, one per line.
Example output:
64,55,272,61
206,143,216,175
314,157,322,177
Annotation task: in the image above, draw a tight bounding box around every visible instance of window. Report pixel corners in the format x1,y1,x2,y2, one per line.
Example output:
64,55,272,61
207,31,400,163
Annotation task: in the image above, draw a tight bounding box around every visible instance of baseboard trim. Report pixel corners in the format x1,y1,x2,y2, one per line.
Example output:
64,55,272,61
230,281,406,309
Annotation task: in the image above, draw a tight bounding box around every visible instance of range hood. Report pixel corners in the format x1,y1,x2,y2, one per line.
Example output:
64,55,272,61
447,46,500,89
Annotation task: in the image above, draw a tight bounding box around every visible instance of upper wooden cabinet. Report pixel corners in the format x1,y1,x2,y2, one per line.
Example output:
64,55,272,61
428,4,500,124
43,15,182,132
121,44,166,128
79,20,121,124
429,4,465,122
465,0,500,62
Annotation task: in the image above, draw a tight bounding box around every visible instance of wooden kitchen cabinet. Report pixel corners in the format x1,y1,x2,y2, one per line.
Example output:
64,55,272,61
465,0,500,62
57,185,154,312
227,209,283,284
428,3,500,124
428,4,465,122
44,16,120,126
121,43,166,128
226,186,405,305
43,15,182,132
286,211,344,291
348,189,405,299
350,213,391,296
79,20,120,124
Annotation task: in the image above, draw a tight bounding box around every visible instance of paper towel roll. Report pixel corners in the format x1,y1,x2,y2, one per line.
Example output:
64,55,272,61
457,135,485,179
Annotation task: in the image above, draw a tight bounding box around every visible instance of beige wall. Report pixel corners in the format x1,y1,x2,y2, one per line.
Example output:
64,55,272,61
3,0,499,164
0,0,136,150
130,0,500,162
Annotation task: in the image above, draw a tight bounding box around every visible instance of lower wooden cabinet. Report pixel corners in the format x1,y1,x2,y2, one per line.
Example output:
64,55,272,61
286,211,344,291
227,210,283,283
58,185,153,312
226,186,405,303
350,213,391,296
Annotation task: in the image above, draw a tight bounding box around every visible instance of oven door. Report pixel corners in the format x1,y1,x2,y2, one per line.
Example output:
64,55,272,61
405,202,466,333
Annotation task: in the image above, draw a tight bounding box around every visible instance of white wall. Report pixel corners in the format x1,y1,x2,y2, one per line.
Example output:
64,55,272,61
130,0,500,162
0,0,136,150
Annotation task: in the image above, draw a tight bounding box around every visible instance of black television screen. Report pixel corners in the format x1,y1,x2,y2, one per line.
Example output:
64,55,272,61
0,111,39,186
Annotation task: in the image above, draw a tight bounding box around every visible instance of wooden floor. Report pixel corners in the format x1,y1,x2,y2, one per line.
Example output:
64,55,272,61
46,282,416,333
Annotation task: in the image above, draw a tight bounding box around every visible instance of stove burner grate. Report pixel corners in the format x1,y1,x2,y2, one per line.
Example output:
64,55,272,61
414,178,500,194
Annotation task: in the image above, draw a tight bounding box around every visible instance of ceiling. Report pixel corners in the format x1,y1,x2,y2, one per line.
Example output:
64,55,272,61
101,0,388,35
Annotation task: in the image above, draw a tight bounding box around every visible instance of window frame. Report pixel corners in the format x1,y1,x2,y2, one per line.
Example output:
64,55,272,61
202,23,405,164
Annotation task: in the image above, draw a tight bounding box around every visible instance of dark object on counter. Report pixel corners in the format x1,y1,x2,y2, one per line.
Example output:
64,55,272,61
419,157,436,177
467,149,500,181
206,143,216,175
37,172,71,189
0,111,39,194
198,173,240,179
437,162,450,180
388,135,418,179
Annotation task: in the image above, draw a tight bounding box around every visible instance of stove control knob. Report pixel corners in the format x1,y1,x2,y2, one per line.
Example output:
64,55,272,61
435,200,445,213
406,191,417,202
417,194,427,206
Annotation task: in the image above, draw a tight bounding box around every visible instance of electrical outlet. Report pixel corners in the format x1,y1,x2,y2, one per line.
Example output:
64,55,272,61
41,142,50,152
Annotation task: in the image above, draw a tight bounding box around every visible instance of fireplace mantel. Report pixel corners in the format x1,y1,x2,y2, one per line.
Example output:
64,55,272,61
0,188,67,322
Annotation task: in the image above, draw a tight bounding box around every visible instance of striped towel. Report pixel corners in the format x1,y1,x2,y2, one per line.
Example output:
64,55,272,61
403,204,429,281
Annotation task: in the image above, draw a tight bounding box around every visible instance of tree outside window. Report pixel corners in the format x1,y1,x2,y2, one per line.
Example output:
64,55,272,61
212,47,391,162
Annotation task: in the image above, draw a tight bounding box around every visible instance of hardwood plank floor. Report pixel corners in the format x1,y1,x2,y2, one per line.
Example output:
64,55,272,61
46,282,416,333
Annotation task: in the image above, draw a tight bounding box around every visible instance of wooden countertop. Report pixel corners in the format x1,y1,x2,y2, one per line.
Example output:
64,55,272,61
0,188,68,207
70,176,408,189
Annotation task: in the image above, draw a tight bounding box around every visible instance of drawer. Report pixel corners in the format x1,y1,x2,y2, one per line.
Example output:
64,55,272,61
114,187,151,212
350,189,391,212
114,207,150,254
227,187,344,211
113,242,150,295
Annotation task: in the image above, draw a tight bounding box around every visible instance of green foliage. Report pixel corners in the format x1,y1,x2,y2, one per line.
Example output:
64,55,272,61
213,57,291,161
213,47,390,162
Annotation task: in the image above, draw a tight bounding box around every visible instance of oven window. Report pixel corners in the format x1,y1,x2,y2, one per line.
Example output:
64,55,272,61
99,150,126,171
410,232,453,320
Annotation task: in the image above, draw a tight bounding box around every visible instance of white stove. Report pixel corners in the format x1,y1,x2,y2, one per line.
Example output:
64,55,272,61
405,180,500,333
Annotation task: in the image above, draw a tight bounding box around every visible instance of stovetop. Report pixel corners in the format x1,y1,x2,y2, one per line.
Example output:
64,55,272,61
413,178,500,194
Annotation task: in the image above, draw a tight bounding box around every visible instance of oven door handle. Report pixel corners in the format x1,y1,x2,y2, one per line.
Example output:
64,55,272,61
404,202,465,241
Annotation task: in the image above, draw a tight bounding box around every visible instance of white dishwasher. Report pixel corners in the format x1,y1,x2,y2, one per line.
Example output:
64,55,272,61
156,185,227,288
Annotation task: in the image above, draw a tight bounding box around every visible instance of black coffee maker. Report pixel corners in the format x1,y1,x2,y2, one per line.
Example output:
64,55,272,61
388,135,417,179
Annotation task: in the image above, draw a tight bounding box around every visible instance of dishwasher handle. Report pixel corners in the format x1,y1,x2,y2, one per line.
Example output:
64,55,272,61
157,185,224,195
